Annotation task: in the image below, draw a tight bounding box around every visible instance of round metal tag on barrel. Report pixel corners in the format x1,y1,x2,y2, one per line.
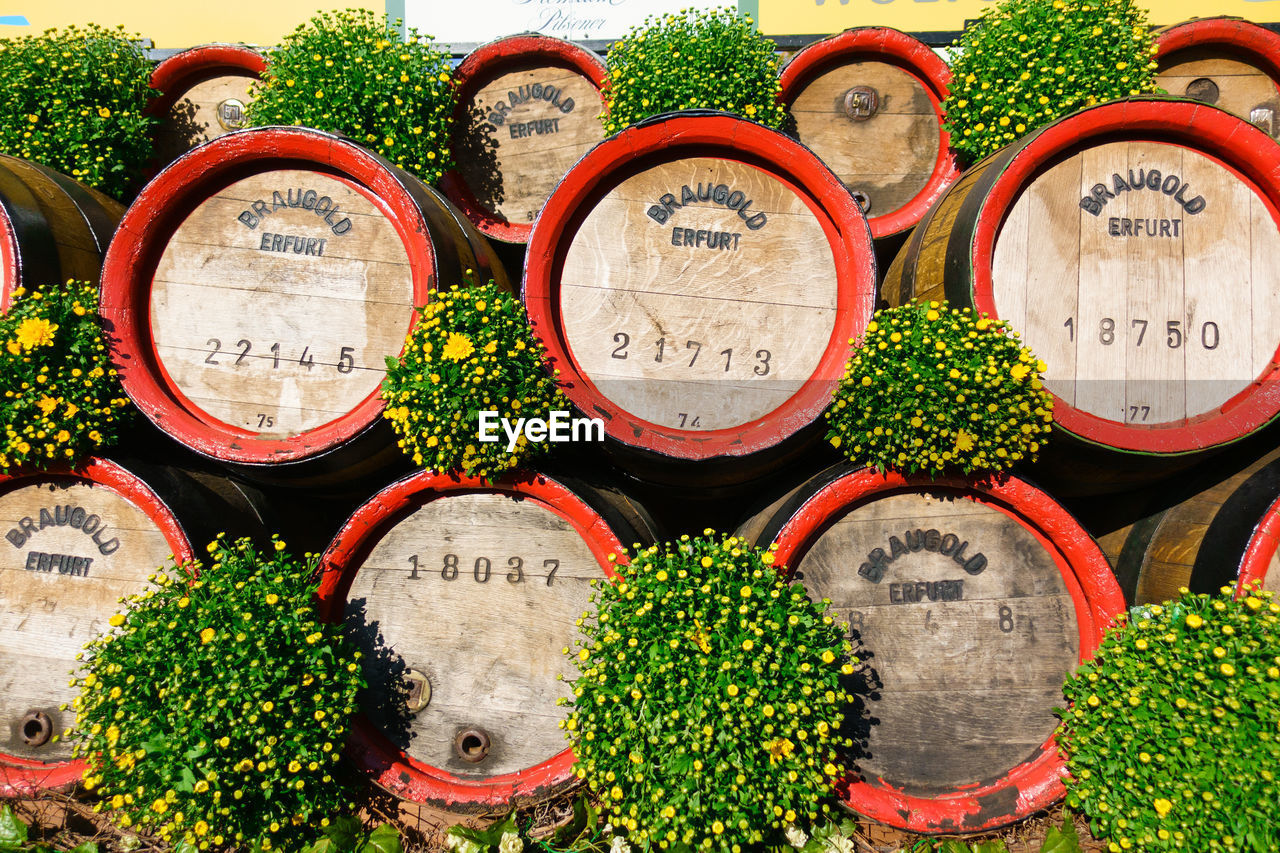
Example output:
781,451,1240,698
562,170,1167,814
148,44,266,168
883,98,1280,463
1155,18,1280,141
524,112,876,471
762,467,1122,832
778,27,959,240
100,126,506,479
0,460,192,794
442,34,608,243
316,470,644,807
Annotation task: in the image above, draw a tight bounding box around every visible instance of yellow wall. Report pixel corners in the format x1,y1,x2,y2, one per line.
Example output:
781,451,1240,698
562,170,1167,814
0,0,380,49
756,0,1280,36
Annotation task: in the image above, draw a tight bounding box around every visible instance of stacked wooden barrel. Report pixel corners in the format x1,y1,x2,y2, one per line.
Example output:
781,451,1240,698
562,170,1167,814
524,112,877,484
148,44,267,169
100,126,508,487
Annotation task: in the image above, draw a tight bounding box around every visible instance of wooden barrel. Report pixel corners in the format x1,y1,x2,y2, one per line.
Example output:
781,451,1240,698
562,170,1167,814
148,44,267,169
1155,18,1280,141
744,465,1122,833
1238,494,1280,594
778,27,959,241
1095,444,1280,604
100,126,509,487
315,469,657,808
882,98,1280,479
441,34,608,244
0,155,123,310
524,112,877,484
0,457,270,794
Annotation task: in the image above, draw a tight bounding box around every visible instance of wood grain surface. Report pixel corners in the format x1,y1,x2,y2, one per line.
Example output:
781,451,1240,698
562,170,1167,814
795,491,1079,794
457,67,604,225
991,140,1280,425
559,157,839,431
150,168,415,437
153,74,257,166
343,491,604,779
0,480,174,762
787,60,940,217
1158,52,1280,138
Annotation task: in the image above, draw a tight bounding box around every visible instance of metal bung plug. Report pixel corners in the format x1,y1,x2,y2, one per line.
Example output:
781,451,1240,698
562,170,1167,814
843,86,880,121
454,728,490,763
1184,78,1220,105
404,669,431,714
20,711,52,747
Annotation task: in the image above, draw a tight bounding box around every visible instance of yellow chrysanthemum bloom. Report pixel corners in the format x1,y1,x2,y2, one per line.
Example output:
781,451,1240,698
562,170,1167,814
14,317,57,349
441,332,475,361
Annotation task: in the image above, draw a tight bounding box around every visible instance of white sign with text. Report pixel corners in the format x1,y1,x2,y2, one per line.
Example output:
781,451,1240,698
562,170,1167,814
405,0,724,47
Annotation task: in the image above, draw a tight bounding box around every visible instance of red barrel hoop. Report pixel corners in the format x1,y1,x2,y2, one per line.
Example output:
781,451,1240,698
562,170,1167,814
524,112,876,473
316,469,631,807
766,467,1122,833
779,27,959,240
1237,493,1280,595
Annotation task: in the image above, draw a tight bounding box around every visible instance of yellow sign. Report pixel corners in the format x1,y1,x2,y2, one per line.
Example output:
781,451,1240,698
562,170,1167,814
0,0,381,49
754,0,1280,36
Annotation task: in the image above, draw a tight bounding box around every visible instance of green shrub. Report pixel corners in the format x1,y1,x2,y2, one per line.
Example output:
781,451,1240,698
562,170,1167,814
601,8,785,135
0,24,154,200
943,0,1157,165
825,300,1052,477
0,282,132,473
1057,587,1280,852
69,535,364,852
380,280,569,480
247,9,455,186
562,532,856,852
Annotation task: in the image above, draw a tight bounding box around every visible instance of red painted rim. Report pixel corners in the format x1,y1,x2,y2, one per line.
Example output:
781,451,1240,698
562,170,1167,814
441,34,607,244
778,27,959,240
1156,17,1280,84
100,126,437,466
1238,493,1280,595
315,469,624,806
0,458,195,796
768,468,1123,833
966,98,1280,455
147,44,267,118
0,193,17,312
524,113,876,462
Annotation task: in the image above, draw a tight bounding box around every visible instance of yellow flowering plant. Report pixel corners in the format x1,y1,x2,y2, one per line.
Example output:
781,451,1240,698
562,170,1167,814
0,282,132,473
561,532,858,852
380,280,569,480
247,9,455,186
601,8,786,135
825,300,1053,477
0,24,155,200
68,535,365,852
1057,587,1280,852
943,0,1158,165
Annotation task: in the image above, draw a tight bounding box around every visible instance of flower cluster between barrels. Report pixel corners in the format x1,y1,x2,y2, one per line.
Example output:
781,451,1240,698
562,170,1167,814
69,536,365,852
0,282,132,473
1058,587,1280,852
561,532,857,852
601,8,785,135
247,9,456,186
0,23,154,200
825,300,1053,477
943,0,1159,164
380,280,569,480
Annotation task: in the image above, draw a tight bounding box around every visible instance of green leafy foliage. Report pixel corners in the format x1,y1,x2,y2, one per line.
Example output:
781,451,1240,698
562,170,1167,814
69,535,365,852
0,282,132,473
247,9,455,185
942,0,1158,165
0,24,154,200
601,8,785,135
1057,588,1280,851
302,819,401,853
563,532,857,852
380,280,569,480
824,300,1053,477
0,807,27,850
